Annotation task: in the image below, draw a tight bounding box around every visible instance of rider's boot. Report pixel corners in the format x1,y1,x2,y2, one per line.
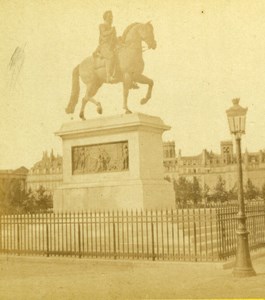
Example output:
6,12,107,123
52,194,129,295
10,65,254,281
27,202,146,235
131,82,139,89
106,70,115,83
106,72,116,84
105,58,116,83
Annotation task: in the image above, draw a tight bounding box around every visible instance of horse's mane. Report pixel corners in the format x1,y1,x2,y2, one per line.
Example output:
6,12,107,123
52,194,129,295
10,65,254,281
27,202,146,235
121,22,140,42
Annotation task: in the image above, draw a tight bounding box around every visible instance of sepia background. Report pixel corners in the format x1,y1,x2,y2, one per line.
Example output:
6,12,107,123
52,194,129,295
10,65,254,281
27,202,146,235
1,0,265,170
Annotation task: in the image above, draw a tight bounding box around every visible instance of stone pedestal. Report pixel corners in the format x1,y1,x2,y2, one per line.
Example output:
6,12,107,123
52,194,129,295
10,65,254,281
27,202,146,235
53,113,175,211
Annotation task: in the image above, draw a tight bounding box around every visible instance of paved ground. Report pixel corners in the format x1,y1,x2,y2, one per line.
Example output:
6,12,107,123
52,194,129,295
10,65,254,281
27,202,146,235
0,254,264,300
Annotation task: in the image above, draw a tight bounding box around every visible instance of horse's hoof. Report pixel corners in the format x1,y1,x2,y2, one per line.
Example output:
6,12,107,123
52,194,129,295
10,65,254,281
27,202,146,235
97,103,103,114
65,106,73,114
140,97,150,105
125,109,132,114
79,112,86,121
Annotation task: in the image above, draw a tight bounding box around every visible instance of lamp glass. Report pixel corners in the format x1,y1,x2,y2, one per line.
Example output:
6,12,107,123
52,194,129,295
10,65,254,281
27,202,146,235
226,99,247,136
228,115,246,134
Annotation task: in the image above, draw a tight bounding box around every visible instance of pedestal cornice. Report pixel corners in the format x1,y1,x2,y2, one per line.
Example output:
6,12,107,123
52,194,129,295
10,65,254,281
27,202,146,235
55,113,171,139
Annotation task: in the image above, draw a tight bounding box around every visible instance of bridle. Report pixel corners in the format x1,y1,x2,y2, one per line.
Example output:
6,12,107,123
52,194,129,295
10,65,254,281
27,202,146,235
121,23,154,52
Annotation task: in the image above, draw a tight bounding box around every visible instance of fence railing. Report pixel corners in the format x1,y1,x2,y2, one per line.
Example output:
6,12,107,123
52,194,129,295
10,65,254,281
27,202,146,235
216,202,265,259
0,203,264,262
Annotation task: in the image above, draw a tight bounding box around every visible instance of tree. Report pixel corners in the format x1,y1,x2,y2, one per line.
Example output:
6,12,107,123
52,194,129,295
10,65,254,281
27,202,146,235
260,183,265,201
211,176,228,203
25,186,53,213
189,177,202,205
0,178,27,214
9,179,27,213
0,178,11,213
244,179,259,201
174,176,203,206
0,182,52,214
174,177,190,206
202,183,210,204
228,183,238,201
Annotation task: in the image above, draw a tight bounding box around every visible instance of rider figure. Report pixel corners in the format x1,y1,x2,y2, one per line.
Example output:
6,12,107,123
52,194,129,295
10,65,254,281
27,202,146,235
94,11,139,88
96,10,117,83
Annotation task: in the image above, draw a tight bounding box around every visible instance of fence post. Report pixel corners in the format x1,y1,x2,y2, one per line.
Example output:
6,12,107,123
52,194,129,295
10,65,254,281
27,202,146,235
151,222,155,261
0,215,2,253
78,223,81,258
252,217,256,246
220,209,226,258
46,223,49,257
216,209,222,259
17,223,20,256
113,222,116,259
193,222,197,262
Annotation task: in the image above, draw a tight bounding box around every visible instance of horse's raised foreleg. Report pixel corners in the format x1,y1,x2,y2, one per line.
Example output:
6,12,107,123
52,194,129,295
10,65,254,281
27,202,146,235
79,97,88,120
123,73,132,114
134,74,154,105
79,81,102,120
88,98,103,114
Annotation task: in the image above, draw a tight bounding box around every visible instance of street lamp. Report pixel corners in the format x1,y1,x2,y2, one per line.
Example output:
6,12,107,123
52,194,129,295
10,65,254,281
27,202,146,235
226,98,256,277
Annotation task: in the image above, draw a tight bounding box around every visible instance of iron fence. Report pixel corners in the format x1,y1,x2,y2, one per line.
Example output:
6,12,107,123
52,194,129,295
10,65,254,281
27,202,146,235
0,203,264,262
216,202,265,259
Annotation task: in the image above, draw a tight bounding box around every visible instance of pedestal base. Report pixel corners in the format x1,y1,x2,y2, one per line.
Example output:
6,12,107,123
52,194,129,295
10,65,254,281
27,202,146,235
54,179,175,211
53,113,175,212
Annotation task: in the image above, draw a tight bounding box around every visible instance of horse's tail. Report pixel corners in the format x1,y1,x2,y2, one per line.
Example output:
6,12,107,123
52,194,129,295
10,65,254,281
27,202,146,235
65,65,80,114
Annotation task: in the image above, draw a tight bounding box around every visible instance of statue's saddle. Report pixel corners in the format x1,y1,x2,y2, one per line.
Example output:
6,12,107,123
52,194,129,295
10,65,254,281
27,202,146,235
92,37,125,70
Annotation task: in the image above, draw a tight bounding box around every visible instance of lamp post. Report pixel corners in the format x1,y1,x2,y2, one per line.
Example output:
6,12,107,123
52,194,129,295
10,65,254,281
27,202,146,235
226,98,256,277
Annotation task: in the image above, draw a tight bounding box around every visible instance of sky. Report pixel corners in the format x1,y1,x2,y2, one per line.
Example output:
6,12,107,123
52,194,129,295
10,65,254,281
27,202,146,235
1,0,265,169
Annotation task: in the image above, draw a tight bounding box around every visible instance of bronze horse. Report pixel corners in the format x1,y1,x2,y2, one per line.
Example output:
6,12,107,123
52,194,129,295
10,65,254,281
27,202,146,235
65,22,157,120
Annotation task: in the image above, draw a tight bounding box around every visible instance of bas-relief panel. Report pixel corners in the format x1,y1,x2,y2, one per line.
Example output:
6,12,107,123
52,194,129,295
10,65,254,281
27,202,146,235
72,141,129,174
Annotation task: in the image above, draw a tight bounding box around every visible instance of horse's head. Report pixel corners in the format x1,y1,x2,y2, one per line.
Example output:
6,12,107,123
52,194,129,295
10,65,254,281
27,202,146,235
139,22,157,50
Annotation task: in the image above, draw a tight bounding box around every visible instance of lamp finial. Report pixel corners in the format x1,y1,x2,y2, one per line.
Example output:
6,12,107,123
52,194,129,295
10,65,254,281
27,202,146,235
232,98,240,105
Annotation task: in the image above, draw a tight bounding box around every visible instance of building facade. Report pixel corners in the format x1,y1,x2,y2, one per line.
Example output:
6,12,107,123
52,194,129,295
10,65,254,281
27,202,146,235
26,150,63,193
163,140,265,191
0,167,28,199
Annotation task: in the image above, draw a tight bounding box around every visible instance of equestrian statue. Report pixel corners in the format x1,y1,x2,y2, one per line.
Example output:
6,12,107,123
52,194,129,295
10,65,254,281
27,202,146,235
65,10,157,120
